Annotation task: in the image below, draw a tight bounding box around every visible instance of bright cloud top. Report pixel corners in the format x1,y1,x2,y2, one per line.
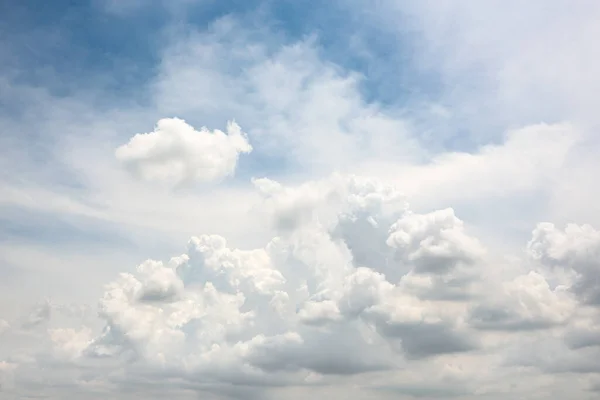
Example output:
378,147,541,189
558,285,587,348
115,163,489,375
115,118,252,186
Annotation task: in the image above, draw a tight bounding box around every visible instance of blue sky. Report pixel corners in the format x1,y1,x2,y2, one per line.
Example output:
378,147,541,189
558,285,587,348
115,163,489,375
2,0,434,104
2,1,600,399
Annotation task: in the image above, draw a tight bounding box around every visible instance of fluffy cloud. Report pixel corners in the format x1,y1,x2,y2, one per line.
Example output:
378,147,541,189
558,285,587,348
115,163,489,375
2,173,592,399
468,271,576,331
3,2,600,399
4,172,600,399
115,118,252,186
66,176,412,380
387,208,484,274
0,164,595,399
528,222,600,305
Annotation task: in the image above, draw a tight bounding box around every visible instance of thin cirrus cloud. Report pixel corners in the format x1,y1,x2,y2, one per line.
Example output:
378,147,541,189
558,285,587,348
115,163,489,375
1,1,600,399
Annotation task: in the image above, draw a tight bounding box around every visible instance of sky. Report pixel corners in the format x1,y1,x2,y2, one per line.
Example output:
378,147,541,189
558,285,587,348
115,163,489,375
1,0,600,399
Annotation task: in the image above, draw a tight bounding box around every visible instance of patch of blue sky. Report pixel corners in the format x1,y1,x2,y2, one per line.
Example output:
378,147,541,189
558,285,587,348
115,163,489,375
2,0,444,110
170,0,445,108
1,0,164,103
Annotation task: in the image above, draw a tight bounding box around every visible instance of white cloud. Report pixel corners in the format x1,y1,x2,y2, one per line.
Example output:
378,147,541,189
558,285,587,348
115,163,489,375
387,208,485,275
152,23,421,174
3,3,600,399
528,222,600,305
361,123,579,207
115,118,252,186
469,271,576,331
2,174,587,399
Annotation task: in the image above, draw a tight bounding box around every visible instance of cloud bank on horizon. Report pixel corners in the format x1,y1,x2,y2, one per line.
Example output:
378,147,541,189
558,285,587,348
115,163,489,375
2,1,600,399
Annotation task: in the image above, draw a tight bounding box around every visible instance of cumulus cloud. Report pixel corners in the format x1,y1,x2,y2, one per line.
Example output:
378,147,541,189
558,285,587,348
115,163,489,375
6,175,600,399
66,176,412,380
3,2,600,399
468,271,576,331
528,222,600,305
3,170,597,398
6,173,583,398
115,118,252,186
387,208,484,274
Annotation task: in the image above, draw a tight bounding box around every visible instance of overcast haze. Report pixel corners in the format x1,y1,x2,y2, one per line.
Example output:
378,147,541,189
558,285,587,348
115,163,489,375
2,0,600,399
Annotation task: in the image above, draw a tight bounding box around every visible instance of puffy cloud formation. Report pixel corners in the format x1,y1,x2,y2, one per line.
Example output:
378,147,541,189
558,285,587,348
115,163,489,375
3,2,600,398
115,118,252,185
468,271,576,331
76,176,417,379
528,223,600,305
387,208,484,275
4,174,598,399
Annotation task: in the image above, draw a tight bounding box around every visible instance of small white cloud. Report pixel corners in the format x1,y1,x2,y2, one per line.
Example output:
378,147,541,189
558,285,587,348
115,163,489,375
115,118,252,186
387,208,485,275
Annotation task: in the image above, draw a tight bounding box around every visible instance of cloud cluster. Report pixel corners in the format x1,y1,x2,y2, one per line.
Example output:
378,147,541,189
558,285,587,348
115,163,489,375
529,223,600,305
3,2,600,399
4,172,596,398
115,118,252,186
